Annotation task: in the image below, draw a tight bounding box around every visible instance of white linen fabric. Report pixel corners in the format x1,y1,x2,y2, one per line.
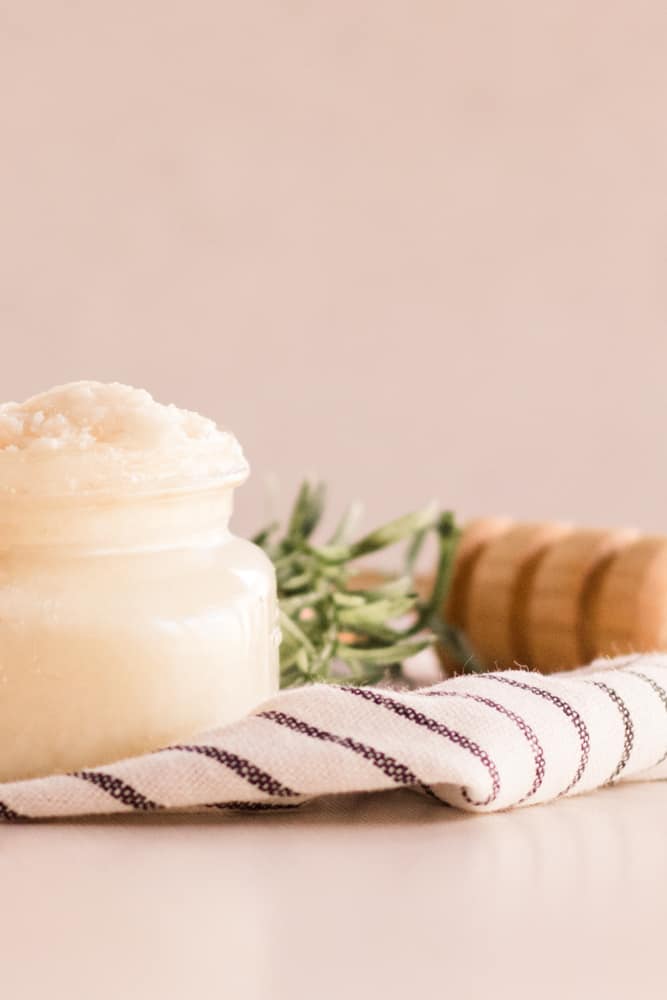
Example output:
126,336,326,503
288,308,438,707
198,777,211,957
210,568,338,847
1,654,665,821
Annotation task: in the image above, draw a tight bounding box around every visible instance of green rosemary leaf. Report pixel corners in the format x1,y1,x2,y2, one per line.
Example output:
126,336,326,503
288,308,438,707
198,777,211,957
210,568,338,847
332,592,368,608
278,608,318,655
280,572,316,593
348,503,439,559
357,576,414,600
279,591,327,615
308,541,351,564
251,521,280,548
254,481,468,688
404,526,428,575
338,621,406,644
337,596,417,629
328,501,363,546
286,482,326,542
339,637,433,665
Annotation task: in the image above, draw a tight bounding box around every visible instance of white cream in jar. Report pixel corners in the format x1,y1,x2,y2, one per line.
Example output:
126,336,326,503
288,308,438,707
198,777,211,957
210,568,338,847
0,382,279,781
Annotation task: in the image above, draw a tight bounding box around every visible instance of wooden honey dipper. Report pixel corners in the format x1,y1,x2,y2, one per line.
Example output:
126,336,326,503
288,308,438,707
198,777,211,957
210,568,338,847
444,519,667,672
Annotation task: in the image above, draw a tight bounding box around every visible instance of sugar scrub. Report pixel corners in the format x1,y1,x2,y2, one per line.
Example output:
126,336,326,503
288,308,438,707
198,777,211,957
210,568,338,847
0,380,249,496
0,382,279,781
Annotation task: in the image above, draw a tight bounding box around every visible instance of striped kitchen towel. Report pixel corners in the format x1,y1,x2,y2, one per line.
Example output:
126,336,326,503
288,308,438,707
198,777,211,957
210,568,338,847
1,653,665,821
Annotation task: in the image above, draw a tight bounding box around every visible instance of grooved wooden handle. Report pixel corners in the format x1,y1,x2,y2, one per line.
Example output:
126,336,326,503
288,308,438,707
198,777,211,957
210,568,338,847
445,519,665,672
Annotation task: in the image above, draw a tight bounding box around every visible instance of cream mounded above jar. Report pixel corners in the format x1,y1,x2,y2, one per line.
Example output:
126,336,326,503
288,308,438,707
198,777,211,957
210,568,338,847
0,380,249,495
0,382,279,782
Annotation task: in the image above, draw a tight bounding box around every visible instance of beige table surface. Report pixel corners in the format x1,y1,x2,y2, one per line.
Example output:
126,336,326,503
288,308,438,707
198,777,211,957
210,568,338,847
1,781,664,1000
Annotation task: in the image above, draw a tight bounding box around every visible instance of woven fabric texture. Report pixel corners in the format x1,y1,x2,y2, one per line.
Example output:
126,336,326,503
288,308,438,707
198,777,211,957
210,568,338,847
1,653,665,821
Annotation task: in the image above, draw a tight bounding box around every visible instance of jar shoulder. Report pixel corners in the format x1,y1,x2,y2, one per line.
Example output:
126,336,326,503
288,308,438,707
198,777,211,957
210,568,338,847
213,533,277,597
221,533,276,576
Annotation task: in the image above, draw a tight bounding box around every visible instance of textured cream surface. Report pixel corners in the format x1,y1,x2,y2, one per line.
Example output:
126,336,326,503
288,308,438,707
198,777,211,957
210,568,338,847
0,382,247,495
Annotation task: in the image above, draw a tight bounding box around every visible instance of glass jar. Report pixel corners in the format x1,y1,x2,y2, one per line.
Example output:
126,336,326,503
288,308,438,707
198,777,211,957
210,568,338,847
0,483,279,782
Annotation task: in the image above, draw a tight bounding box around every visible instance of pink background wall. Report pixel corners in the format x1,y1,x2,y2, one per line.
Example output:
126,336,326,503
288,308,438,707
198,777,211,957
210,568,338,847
2,3,667,536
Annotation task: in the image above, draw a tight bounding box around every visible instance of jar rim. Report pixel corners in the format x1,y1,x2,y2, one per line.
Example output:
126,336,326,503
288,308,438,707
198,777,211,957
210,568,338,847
0,476,240,550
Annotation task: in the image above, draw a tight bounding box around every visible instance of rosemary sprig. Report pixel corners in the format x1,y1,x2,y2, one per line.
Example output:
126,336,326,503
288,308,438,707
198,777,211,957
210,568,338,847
253,481,476,688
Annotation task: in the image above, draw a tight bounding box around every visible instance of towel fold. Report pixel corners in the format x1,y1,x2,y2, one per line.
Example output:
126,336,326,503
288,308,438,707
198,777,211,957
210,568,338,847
1,653,665,821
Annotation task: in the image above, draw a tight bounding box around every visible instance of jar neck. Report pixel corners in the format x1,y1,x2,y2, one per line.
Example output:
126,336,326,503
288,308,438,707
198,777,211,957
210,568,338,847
0,487,235,553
